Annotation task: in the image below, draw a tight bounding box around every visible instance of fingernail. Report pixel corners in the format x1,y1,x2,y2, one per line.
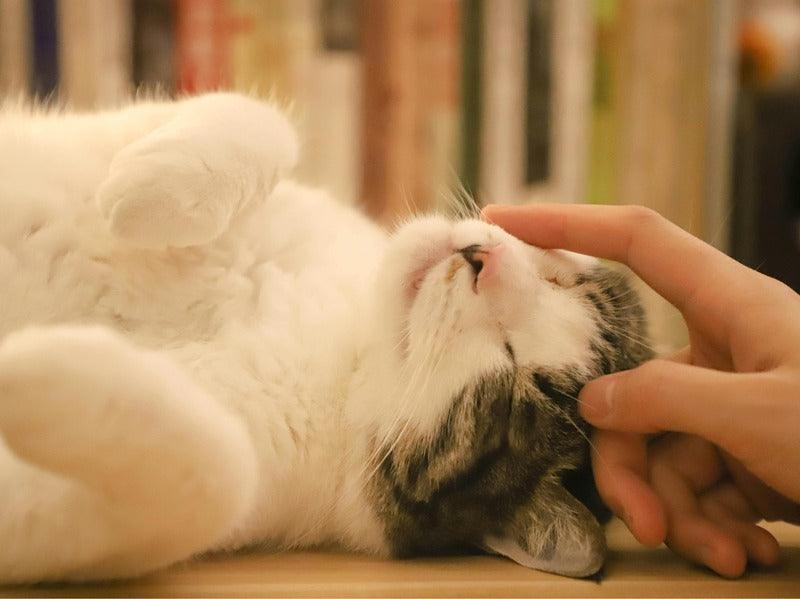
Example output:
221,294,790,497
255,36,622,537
580,379,615,422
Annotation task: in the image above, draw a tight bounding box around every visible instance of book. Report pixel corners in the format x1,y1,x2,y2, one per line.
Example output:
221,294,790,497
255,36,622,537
360,0,419,223
228,0,315,101
57,0,133,109
478,0,593,206
299,0,361,205
361,0,462,223
176,0,230,93
133,0,176,94
0,0,30,99
424,0,463,214
479,0,527,205
30,0,59,100
460,0,482,203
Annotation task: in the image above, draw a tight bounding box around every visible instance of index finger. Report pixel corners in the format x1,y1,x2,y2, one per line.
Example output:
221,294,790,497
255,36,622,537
482,203,749,318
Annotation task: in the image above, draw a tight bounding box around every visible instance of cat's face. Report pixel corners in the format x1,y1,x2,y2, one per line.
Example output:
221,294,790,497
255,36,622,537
362,217,652,577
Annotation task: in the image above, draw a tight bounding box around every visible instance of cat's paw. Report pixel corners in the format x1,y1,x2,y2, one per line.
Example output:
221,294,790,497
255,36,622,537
96,134,245,248
0,325,160,469
96,95,299,250
0,325,259,582
0,325,257,502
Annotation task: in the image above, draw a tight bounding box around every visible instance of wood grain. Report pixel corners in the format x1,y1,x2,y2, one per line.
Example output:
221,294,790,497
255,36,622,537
3,520,799,597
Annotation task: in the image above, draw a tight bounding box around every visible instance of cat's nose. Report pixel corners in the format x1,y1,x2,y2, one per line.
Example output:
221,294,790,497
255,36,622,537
458,244,505,287
458,245,485,276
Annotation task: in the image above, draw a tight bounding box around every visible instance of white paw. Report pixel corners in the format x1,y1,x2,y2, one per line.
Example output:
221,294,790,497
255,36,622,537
0,326,141,467
0,325,258,582
96,135,245,248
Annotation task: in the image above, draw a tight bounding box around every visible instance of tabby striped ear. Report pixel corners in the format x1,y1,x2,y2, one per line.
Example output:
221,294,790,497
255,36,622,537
484,481,606,578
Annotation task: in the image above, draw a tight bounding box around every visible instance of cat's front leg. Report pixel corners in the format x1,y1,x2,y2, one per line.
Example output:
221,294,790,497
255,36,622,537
0,325,258,582
96,93,298,248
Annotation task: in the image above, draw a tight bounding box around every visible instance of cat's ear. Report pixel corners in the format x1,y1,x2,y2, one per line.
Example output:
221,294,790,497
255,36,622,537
484,481,606,578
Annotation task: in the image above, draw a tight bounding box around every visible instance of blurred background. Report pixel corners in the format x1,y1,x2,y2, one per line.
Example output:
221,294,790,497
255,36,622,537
0,0,798,348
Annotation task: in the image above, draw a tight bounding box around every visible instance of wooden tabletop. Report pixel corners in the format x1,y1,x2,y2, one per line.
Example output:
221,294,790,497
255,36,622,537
4,520,799,597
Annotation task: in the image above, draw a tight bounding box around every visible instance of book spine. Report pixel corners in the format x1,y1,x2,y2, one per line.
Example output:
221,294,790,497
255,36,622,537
30,0,59,100
361,0,419,223
58,0,133,109
421,0,462,213
227,0,315,101
176,0,230,93
299,0,360,205
133,0,177,94
460,0,482,202
0,0,31,99
480,0,527,205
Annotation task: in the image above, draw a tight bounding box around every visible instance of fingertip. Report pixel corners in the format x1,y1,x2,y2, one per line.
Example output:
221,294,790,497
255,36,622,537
750,526,780,567
480,204,507,223
600,465,667,547
578,378,614,425
627,490,668,547
707,538,748,579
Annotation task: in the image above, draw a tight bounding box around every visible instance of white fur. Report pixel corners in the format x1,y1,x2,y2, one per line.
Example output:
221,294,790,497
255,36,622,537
0,93,599,582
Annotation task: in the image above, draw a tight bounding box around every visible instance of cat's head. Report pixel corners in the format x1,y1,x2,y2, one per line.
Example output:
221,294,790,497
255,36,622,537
357,216,652,578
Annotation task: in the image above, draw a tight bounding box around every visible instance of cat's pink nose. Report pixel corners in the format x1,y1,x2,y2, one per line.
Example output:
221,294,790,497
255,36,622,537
459,243,506,290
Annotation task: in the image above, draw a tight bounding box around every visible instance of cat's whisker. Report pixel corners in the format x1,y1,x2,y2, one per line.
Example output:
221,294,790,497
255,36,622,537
441,187,465,221
379,331,444,447
366,356,444,489
600,325,653,351
360,329,448,491
357,330,442,483
450,173,481,219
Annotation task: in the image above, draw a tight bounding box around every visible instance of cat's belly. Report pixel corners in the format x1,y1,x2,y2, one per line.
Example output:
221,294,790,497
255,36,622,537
0,193,381,550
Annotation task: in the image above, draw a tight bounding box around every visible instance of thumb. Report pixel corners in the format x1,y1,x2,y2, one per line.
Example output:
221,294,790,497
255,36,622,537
578,359,760,447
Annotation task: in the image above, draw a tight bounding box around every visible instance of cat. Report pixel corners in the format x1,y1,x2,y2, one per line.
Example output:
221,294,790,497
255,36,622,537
0,92,652,583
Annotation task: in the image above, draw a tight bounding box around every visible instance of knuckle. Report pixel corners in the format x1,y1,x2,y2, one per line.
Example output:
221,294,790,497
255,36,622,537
623,205,662,229
626,359,672,401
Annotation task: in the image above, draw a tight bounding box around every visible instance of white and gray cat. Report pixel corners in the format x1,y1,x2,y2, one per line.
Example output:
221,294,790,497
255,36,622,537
0,93,651,583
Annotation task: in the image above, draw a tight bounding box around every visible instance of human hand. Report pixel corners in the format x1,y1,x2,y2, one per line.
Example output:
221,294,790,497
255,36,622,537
483,203,800,577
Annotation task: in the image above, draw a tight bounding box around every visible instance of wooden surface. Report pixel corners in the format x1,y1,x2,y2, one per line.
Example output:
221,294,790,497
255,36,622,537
4,520,799,597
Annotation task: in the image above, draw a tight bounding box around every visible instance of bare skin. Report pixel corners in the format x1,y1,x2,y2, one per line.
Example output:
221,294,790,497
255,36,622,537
483,203,800,578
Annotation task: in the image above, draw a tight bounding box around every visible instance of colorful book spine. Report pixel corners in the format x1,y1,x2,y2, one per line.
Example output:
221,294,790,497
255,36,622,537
176,0,230,93
361,0,418,223
422,0,463,213
300,0,360,205
361,0,463,222
58,0,133,109
30,0,59,100
460,0,482,202
479,0,527,205
0,0,30,98
133,0,177,94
